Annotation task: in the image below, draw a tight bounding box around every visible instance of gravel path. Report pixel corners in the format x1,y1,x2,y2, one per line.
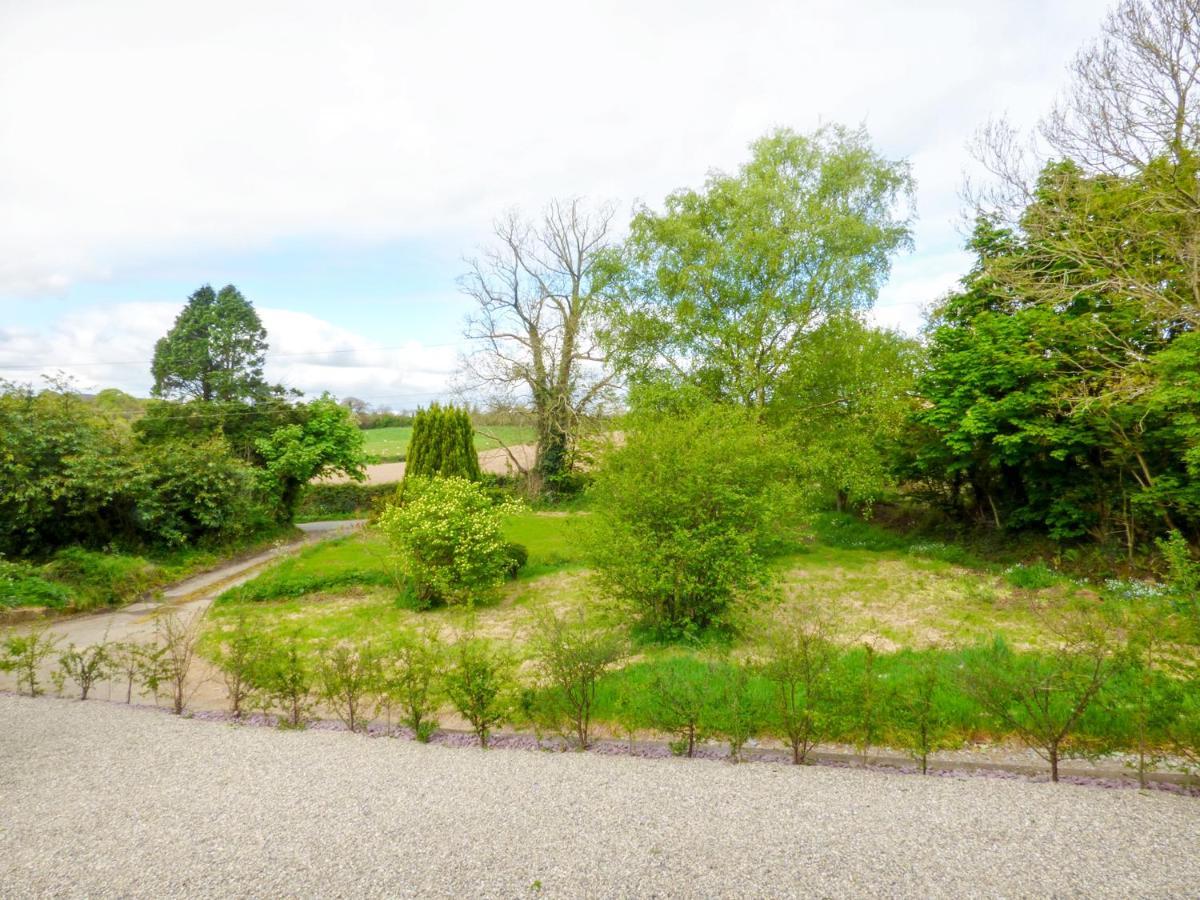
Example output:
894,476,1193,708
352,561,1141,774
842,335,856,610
2,696,1198,898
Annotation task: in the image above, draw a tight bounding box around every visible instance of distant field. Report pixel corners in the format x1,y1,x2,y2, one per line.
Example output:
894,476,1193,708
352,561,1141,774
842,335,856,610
362,425,536,462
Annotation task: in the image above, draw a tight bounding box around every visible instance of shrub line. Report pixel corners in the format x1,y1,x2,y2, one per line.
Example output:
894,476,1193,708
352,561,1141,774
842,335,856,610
5,690,1192,793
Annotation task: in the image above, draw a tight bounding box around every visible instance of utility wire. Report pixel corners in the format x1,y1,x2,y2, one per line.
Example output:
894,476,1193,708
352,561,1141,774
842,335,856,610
0,340,467,371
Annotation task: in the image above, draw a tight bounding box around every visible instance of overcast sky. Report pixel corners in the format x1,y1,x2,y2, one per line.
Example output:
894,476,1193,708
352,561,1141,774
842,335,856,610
0,0,1112,405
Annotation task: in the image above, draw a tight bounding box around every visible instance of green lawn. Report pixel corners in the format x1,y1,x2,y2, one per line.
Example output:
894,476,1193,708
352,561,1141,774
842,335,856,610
362,425,536,462
208,509,1101,653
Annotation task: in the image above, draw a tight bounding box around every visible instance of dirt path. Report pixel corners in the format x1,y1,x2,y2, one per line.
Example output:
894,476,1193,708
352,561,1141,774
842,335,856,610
323,444,538,486
0,520,364,656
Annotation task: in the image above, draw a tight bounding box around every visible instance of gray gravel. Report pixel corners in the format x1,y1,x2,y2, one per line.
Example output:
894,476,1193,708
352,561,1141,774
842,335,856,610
2,695,1198,898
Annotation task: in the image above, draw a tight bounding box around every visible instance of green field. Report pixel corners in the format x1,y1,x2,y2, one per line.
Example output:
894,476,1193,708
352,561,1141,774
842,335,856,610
362,425,536,462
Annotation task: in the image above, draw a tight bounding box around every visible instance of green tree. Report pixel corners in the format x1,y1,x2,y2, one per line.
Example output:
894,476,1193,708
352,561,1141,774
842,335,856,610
255,395,366,520
405,403,482,481
586,402,800,635
604,125,913,409
151,284,272,403
768,316,921,512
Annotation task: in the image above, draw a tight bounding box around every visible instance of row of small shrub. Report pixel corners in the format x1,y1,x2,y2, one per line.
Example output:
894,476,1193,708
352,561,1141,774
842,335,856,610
8,601,1197,784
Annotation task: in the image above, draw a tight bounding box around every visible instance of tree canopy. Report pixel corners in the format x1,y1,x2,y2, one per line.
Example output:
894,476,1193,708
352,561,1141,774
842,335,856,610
152,284,272,403
604,125,914,408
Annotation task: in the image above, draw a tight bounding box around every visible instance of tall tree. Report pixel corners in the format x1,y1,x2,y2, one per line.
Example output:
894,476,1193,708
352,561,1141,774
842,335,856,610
405,404,481,481
460,199,617,490
604,125,913,409
151,284,271,402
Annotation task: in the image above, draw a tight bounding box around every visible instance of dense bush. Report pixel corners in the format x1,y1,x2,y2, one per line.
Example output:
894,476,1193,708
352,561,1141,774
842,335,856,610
586,403,802,635
405,404,481,481
0,382,279,555
377,477,520,607
295,482,395,519
0,557,72,609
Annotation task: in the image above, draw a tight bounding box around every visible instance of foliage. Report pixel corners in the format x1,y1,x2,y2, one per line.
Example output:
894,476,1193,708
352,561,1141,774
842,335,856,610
56,638,112,700
603,125,913,408
317,639,379,733
210,620,264,718
528,607,627,748
295,482,395,520
644,655,713,757
0,626,59,696
960,624,1116,781
759,605,838,764
1157,529,1200,629
0,556,72,609
378,628,442,741
109,641,152,704
444,632,515,748
0,380,275,556
586,403,801,635
707,658,767,762
404,404,482,481
151,283,272,403
377,477,520,607
501,542,528,579
767,316,921,512
891,651,956,774
910,202,1200,549
251,631,315,728
155,611,203,715
255,395,366,519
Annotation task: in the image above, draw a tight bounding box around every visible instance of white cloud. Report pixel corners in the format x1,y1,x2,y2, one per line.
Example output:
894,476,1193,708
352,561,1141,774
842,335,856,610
0,0,1110,303
0,302,457,406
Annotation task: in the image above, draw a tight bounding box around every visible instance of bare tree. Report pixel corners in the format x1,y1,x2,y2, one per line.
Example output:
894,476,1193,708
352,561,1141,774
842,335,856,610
460,198,617,491
969,0,1200,329
1044,0,1200,173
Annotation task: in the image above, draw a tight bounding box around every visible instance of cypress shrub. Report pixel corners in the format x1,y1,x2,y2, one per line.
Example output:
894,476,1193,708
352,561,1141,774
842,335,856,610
405,404,481,481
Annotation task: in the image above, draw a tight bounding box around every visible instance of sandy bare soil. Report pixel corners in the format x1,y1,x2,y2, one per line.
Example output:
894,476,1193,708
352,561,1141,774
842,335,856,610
323,444,538,486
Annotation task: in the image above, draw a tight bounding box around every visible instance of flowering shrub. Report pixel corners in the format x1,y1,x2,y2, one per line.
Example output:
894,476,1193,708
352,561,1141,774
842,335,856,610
377,477,521,607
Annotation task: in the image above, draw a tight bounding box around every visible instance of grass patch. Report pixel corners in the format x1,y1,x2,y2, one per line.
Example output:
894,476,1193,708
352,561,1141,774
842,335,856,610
363,425,536,463
588,644,1173,750
217,534,396,603
502,510,590,578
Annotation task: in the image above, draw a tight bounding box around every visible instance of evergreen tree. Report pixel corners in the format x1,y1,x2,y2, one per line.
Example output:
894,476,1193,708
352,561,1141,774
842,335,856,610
405,404,481,481
151,284,271,402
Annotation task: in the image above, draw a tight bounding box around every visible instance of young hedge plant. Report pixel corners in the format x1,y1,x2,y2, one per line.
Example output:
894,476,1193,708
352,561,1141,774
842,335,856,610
758,605,837,765
961,617,1116,782
1,626,60,697
529,607,627,750
378,628,442,741
445,632,515,748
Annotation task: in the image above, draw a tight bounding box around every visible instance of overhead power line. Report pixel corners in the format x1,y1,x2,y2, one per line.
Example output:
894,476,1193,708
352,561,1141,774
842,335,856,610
0,340,466,371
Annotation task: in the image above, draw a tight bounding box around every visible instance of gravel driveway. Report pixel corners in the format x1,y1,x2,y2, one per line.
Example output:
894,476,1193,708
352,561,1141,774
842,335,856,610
2,695,1198,898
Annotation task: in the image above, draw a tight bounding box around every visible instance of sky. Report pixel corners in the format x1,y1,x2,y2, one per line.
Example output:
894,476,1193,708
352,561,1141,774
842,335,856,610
0,0,1113,406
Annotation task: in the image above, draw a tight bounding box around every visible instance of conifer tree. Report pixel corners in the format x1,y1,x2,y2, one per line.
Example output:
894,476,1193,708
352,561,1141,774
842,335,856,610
405,404,481,481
